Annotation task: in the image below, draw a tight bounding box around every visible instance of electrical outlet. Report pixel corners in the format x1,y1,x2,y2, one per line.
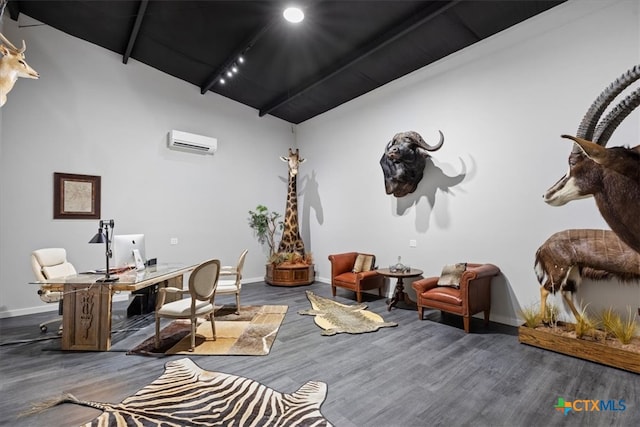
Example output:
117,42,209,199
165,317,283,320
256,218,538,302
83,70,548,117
170,237,178,245
409,239,417,248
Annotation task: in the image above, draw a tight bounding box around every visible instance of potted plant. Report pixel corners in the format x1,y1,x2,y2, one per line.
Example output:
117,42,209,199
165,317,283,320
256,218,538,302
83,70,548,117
247,205,283,262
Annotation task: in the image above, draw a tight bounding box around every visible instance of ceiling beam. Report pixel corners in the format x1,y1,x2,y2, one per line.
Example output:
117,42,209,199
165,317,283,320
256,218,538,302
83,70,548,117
6,0,19,21
200,0,317,95
199,17,278,95
122,0,148,64
258,0,462,118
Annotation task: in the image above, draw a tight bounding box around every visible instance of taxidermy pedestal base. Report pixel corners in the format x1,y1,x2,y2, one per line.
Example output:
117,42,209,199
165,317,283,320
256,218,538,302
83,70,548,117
265,264,315,287
518,325,640,374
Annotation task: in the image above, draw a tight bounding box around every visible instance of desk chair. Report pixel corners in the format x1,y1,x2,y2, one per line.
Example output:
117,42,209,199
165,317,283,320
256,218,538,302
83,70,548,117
31,248,77,333
217,249,248,314
155,259,221,352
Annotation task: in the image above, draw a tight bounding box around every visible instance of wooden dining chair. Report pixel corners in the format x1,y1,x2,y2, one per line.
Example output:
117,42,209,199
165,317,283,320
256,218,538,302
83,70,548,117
154,259,220,351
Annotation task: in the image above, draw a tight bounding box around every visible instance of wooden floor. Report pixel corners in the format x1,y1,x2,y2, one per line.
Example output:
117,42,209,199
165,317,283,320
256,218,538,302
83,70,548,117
1,282,637,427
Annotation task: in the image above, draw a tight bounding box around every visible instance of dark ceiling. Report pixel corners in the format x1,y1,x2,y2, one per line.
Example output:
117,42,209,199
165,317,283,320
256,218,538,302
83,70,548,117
7,0,565,124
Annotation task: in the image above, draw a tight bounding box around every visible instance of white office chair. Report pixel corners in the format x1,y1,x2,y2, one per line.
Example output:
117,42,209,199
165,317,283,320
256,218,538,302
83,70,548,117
31,248,77,333
217,249,248,314
155,259,221,352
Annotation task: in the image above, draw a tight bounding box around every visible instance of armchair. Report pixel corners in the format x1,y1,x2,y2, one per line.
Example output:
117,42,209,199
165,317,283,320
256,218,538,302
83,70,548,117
31,248,77,333
328,252,384,303
412,263,500,333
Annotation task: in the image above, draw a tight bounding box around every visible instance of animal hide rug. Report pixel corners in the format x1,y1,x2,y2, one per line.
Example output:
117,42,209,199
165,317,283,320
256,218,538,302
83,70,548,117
30,358,332,426
299,291,398,335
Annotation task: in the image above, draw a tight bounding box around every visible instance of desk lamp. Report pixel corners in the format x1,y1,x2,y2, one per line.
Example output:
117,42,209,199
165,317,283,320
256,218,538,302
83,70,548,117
89,219,119,282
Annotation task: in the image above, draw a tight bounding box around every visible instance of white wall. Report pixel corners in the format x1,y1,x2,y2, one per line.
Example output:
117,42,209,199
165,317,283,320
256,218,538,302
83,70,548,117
0,15,294,317
297,0,640,326
2,0,639,327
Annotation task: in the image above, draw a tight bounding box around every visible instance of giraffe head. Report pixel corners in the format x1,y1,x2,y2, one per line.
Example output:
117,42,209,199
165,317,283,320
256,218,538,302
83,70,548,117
280,148,306,178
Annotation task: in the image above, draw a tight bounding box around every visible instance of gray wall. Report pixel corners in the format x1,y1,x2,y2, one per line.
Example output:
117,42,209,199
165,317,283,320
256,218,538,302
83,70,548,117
2,0,639,327
298,0,640,326
0,13,294,316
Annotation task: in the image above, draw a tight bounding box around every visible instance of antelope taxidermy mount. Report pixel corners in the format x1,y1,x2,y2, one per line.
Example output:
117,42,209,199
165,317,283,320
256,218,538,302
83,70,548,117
543,65,640,254
0,32,39,107
535,229,640,321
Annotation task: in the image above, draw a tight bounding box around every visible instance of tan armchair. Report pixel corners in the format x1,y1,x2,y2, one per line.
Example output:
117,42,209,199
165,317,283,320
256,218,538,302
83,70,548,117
412,263,500,333
328,252,384,303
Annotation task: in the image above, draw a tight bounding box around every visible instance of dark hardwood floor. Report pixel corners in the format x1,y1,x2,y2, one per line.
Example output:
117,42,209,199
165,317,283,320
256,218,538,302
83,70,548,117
1,282,637,426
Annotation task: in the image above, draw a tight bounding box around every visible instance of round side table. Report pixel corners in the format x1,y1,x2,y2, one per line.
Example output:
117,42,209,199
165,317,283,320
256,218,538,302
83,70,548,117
377,268,423,311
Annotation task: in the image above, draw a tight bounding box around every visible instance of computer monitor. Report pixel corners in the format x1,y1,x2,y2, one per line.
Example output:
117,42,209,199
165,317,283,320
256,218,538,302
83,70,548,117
111,234,146,269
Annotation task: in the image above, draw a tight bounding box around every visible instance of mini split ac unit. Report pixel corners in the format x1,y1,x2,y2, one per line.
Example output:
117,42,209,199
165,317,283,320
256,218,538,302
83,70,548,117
168,130,217,155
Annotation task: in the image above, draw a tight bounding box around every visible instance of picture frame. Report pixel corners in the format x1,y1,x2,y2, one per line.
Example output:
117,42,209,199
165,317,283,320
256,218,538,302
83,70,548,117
53,172,101,219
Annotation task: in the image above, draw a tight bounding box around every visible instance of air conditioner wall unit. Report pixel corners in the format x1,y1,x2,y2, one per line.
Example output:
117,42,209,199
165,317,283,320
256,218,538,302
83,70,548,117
168,130,217,155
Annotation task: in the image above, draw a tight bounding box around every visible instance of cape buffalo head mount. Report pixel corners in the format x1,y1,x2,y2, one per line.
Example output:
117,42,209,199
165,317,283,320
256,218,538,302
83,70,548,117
379,130,444,197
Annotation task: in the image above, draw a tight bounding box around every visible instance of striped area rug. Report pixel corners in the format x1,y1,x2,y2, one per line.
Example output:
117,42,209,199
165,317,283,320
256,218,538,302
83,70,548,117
26,358,332,426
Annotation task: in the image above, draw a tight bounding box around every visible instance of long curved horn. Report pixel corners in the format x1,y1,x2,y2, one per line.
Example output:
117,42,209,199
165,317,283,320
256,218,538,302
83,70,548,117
573,64,640,152
413,130,444,152
592,86,640,145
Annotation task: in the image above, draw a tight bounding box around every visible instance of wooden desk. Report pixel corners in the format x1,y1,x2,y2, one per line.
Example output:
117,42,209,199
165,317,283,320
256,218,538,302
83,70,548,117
377,268,423,311
35,264,196,351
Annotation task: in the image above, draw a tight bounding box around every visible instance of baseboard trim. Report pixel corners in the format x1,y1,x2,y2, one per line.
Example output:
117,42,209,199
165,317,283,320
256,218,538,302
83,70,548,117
0,292,130,319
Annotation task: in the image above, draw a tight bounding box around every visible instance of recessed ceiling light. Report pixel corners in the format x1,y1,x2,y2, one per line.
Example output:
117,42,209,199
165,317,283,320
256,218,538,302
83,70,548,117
283,7,304,23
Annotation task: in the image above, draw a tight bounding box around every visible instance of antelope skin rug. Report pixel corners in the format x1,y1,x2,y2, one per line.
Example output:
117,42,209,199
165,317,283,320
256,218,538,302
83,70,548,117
298,291,398,335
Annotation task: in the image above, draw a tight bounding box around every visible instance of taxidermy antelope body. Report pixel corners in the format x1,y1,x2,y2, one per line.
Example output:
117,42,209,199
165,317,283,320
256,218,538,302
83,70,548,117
535,229,640,319
0,33,39,107
543,65,640,254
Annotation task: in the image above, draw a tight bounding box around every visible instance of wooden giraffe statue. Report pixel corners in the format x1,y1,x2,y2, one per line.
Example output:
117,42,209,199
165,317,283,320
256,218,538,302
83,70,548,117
278,148,306,255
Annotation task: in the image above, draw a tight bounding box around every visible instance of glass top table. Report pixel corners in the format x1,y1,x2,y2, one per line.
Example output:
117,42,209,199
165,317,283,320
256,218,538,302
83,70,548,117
33,263,196,292
32,263,197,351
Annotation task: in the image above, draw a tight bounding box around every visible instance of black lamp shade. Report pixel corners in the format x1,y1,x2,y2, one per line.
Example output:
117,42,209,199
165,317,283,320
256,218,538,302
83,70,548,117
89,230,105,244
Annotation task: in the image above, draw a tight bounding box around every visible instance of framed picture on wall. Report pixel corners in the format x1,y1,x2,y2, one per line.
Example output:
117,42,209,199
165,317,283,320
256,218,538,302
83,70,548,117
53,172,101,219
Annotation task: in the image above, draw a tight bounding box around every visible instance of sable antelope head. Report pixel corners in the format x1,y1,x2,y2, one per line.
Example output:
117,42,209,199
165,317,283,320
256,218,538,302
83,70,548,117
543,65,640,254
0,32,39,107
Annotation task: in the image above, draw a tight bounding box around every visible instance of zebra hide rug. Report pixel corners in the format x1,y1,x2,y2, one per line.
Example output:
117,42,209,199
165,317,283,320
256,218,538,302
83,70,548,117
298,291,397,336
34,358,333,426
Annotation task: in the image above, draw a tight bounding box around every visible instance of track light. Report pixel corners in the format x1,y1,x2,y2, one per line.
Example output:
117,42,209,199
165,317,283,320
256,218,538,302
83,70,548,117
213,52,249,87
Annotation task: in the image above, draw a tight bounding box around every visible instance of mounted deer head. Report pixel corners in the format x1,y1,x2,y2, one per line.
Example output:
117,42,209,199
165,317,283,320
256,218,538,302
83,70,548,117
543,65,640,254
0,32,39,107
